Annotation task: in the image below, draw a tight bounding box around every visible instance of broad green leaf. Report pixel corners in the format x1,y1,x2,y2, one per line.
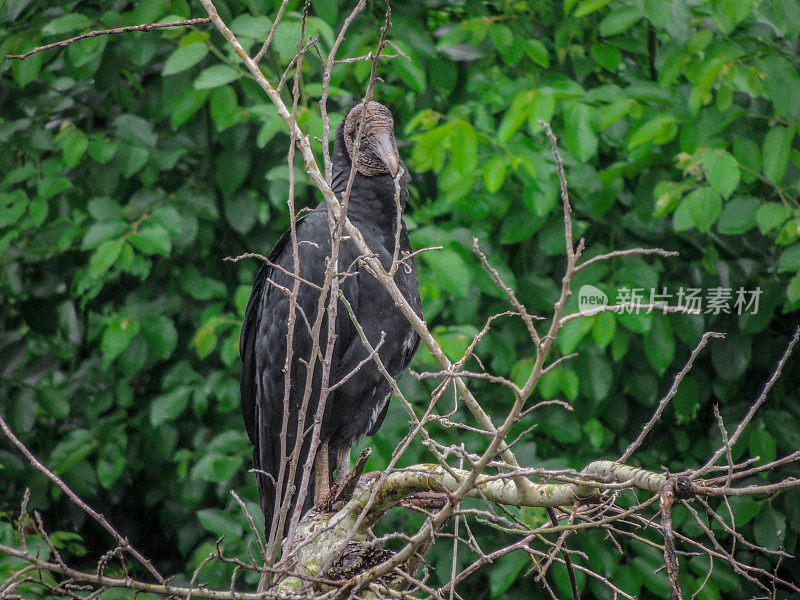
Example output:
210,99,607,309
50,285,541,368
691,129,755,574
102,317,141,364
150,387,191,426
421,248,472,296
590,44,622,71
194,64,240,89
88,196,123,221
0,190,29,228
524,39,549,67
115,114,157,148
644,313,674,375
393,58,426,94
701,149,740,198
28,198,47,226
83,221,128,249
163,42,208,76
489,551,528,597
193,324,218,358
11,50,43,87
717,197,759,234
130,223,172,256
210,85,240,131
62,128,88,168
172,88,209,127
762,127,793,185
197,508,244,539
42,13,91,36
230,14,272,38
592,312,616,347
87,238,124,278
558,317,593,354
49,429,96,474
760,56,800,123
483,157,507,192
451,120,478,174
87,137,118,163
599,5,644,36
142,315,178,360
756,203,790,233
574,0,612,17
498,91,532,141
684,187,722,233
777,243,800,272
628,114,677,148
563,102,598,161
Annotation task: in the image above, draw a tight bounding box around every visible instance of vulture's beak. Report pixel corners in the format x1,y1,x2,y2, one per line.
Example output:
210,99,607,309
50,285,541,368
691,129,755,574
373,129,399,177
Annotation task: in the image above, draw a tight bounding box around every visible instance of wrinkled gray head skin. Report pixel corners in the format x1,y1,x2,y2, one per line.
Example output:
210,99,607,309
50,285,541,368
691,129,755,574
343,101,400,177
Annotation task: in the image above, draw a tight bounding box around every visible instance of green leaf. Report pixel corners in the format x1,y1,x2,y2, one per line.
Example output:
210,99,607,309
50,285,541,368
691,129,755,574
762,126,794,185
142,315,179,360
11,50,43,87
590,44,622,71
172,87,209,127
777,243,800,272
115,114,157,148
685,187,722,233
88,197,123,221
701,149,740,199
451,120,478,175
28,198,48,226
717,197,759,234
563,102,598,161
83,221,128,249
87,137,118,163
498,91,532,141
87,238,124,278
421,248,472,296
115,143,150,177
163,42,208,75
483,157,507,192
49,429,96,474
62,128,89,168
592,312,616,347
130,223,172,256
644,313,675,375
581,351,613,401
393,58,426,94
197,508,244,539
150,387,191,426
574,0,612,17
628,114,677,148
224,192,257,234
210,85,240,131
760,56,800,123
599,5,643,36
42,13,91,36
524,39,549,67
193,324,218,358
101,317,140,364
489,551,528,597
756,203,790,233
194,65,240,89
558,318,593,354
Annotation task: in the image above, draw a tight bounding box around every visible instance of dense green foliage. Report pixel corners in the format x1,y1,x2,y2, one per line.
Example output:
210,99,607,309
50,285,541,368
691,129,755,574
2,0,799,597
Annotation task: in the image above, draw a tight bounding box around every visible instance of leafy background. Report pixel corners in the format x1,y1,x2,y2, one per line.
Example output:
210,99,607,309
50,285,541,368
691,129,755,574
1,0,799,597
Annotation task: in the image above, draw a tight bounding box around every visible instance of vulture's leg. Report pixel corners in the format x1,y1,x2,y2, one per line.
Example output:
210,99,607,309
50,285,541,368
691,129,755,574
313,439,330,503
333,445,351,485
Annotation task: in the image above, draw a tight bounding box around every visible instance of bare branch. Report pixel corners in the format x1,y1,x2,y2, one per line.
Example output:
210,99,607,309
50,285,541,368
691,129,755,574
5,18,211,60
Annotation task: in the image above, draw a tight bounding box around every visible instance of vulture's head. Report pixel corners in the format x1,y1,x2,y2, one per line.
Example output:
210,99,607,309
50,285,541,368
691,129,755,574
342,101,400,177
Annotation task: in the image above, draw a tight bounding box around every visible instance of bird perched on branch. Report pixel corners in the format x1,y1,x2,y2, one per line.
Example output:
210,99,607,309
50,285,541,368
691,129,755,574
240,101,422,538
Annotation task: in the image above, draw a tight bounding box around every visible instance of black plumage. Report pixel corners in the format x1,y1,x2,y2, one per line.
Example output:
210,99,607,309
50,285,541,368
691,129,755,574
240,102,422,537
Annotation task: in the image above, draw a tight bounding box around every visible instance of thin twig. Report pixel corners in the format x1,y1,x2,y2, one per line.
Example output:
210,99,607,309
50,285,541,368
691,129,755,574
5,18,211,60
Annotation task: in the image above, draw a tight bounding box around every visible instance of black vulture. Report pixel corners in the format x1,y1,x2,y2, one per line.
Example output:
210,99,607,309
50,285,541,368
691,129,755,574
240,101,422,537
